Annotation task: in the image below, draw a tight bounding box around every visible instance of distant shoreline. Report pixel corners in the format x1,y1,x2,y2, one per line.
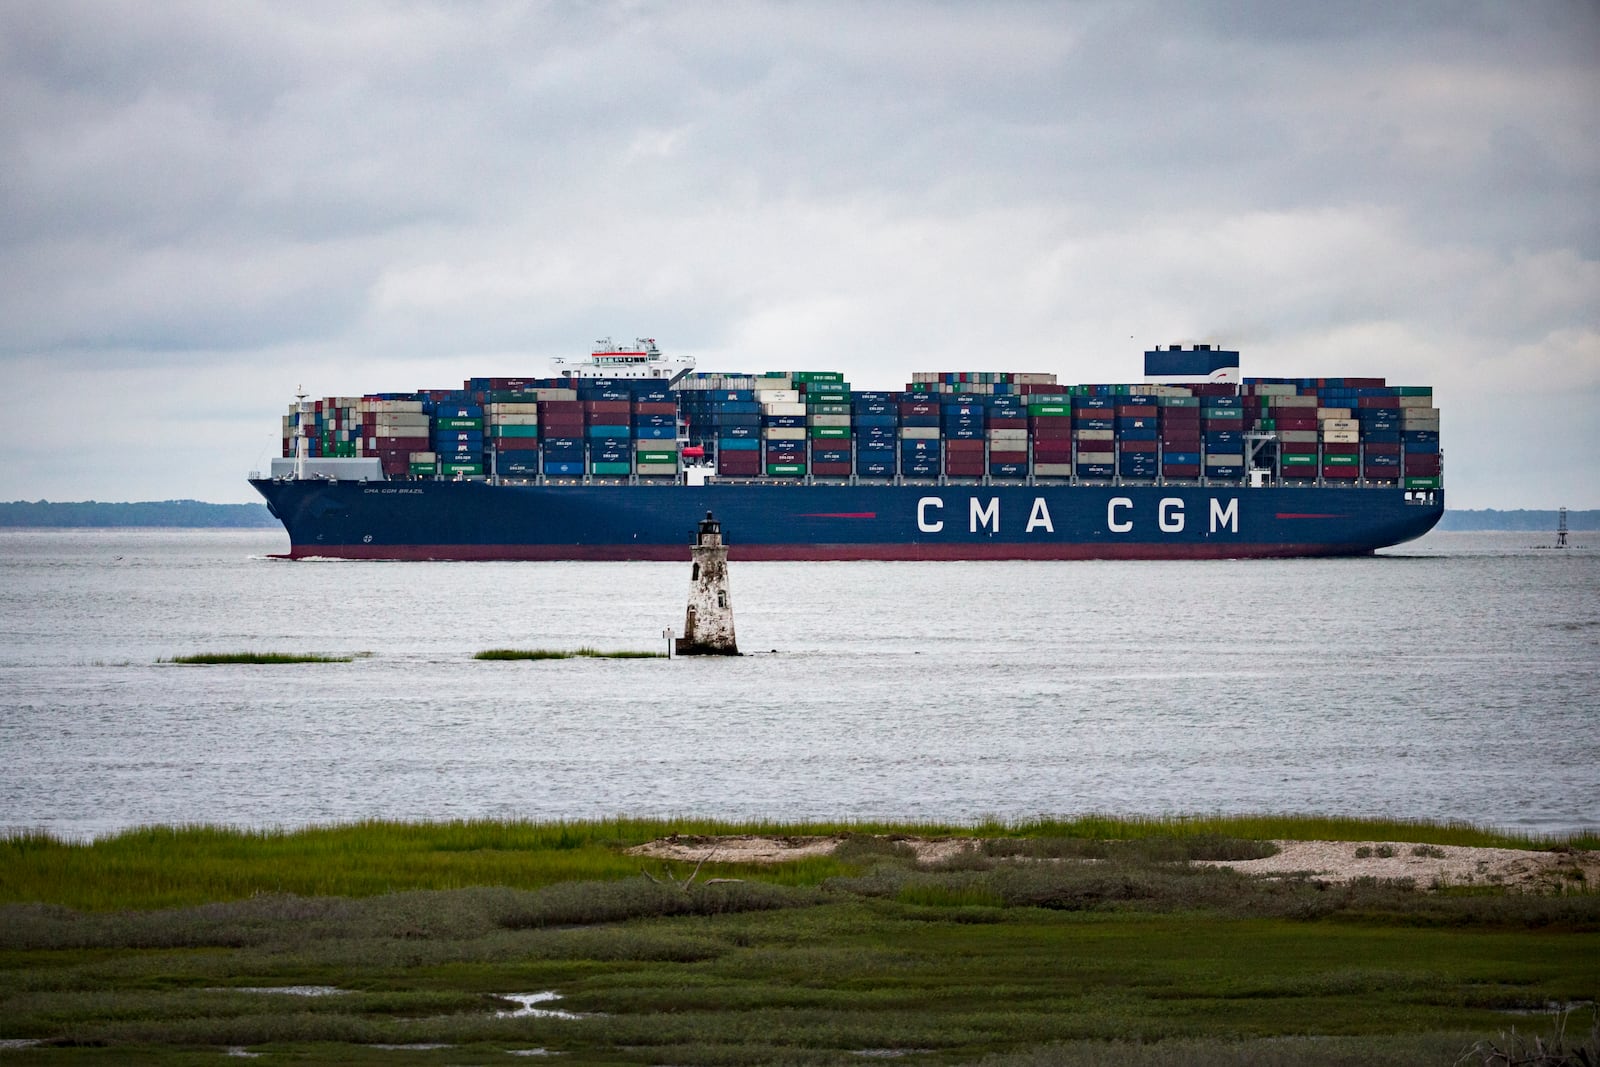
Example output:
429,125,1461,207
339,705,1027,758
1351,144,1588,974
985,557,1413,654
0,500,1593,531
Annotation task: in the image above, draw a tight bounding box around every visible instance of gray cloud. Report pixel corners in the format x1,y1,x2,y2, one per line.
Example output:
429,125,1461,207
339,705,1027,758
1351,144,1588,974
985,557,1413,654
1,0,1596,506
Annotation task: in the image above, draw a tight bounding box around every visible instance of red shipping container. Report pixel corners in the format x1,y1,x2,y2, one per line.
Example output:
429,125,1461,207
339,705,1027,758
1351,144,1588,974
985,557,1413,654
989,450,1029,464
1281,464,1319,477
1032,441,1073,459
1030,418,1073,438
1322,441,1359,454
1365,441,1401,455
810,461,852,476
989,416,1028,429
945,461,985,476
1160,408,1201,423
1162,433,1202,447
370,436,430,450
1202,418,1246,431
1116,404,1158,417
633,401,677,415
540,415,586,430
718,455,761,473
539,400,583,414
1405,454,1442,475
1118,440,1159,453
1275,416,1319,430
1358,395,1401,408
1161,464,1201,477
381,457,409,477
945,438,984,453
1363,467,1399,479
584,400,631,414
1323,465,1360,479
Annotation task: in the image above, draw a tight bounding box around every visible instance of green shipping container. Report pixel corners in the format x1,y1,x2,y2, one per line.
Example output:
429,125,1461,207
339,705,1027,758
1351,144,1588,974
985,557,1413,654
1404,476,1442,489
1280,453,1318,465
1028,403,1071,416
437,417,483,430
1157,396,1200,407
1395,386,1433,397
1257,418,1276,430
808,402,852,414
1323,454,1358,466
793,371,844,383
409,462,437,475
440,462,483,475
491,425,540,438
810,426,851,439
807,391,850,404
766,463,806,476
635,450,677,464
590,461,632,476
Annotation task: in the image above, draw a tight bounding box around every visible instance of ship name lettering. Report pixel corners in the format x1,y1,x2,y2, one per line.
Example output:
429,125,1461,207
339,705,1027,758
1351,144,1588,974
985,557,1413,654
1159,497,1185,533
1107,497,1134,533
970,497,999,533
917,496,944,533
1210,497,1239,533
1025,498,1054,533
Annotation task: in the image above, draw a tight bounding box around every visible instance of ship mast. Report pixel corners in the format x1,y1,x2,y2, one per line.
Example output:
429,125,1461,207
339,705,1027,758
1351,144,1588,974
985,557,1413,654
294,384,309,481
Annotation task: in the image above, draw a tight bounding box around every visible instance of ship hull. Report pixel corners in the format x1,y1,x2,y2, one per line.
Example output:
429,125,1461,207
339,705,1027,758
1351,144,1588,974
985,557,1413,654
250,479,1444,561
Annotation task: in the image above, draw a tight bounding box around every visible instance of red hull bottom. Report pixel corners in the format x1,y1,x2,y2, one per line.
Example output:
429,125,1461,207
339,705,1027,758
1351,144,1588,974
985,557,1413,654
276,541,1378,562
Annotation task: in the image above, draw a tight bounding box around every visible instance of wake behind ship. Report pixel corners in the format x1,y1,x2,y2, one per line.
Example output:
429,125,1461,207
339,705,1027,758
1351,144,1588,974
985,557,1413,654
250,341,1444,561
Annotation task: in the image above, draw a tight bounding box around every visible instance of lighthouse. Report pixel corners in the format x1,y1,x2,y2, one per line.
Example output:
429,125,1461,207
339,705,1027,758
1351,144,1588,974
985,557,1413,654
675,512,739,656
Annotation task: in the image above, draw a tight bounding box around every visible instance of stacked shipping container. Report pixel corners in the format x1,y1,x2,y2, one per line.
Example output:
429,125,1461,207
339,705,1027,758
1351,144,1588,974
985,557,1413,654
280,364,1439,490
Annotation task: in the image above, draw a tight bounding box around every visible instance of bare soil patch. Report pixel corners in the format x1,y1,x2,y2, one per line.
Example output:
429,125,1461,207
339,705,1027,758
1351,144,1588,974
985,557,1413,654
627,834,1598,892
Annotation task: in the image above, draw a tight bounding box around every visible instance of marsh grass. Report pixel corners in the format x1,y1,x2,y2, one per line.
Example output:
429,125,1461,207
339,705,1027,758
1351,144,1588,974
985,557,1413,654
160,652,354,664
0,819,1596,1064
3,816,1593,913
474,647,665,660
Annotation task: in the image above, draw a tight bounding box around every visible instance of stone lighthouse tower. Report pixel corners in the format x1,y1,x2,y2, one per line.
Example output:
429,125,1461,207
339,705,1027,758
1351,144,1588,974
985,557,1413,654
676,512,739,656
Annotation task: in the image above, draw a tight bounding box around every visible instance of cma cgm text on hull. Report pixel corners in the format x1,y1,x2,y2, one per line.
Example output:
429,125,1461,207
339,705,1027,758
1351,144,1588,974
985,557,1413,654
251,340,1445,561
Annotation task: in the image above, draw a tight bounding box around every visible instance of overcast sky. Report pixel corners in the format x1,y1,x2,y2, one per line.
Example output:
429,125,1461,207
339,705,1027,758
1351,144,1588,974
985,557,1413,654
3,1,1596,508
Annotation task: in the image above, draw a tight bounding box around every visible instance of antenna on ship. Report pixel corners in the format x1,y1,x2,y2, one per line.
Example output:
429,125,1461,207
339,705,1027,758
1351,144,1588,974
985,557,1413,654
1556,507,1569,549
293,383,309,481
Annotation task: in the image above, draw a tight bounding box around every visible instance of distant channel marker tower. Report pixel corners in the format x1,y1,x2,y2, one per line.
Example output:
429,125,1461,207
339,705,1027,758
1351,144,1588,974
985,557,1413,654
676,512,739,656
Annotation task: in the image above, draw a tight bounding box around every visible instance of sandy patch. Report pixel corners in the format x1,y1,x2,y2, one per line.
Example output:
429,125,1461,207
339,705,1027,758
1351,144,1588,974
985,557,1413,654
627,834,1596,893
1197,840,1599,891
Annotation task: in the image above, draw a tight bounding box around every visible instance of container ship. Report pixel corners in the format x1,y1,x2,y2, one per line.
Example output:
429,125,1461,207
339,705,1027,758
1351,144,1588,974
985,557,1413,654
249,340,1444,560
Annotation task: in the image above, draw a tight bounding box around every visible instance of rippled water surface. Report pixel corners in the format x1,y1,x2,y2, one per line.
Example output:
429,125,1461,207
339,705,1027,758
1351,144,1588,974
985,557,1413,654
1,528,1596,837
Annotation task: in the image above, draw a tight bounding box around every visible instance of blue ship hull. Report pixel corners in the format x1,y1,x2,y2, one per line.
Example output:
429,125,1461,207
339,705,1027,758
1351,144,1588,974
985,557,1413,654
250,479,1444,560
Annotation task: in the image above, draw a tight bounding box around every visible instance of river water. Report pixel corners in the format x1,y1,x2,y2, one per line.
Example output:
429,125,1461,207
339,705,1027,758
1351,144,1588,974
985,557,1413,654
1,528,1595,838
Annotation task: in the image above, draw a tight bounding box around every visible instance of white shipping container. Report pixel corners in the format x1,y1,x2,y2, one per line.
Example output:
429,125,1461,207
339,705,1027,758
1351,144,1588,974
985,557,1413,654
1014,373,1059,385
1402,408,1440,421
807,414,851,427
1269,395,1318,408
1317,408,1352,420
488,403,541,415
366,399,425,414
1280,430,1319,443
1252,384,1299,396
898,426,940,439
762,401,807,416
755,389,801,404
1322,418,1359,432
489,414,540,426
410,451,437,463
1321,430,1361,444
1033,463,1075,476
1205,453,1246,465
987,429,1029,442
530,388,580,401
1074,429,1115,441
1076,450,1116,464
636,463,678,476
762,426,807,441
1397,395,1434,408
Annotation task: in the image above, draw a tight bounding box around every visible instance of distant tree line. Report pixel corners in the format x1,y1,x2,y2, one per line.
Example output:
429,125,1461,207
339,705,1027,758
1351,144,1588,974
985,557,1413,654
0,500,278,528
1435,509,1598,532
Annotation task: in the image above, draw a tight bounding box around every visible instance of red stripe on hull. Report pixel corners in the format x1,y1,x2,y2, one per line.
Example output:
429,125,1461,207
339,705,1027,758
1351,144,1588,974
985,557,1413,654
283,541,1376,562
